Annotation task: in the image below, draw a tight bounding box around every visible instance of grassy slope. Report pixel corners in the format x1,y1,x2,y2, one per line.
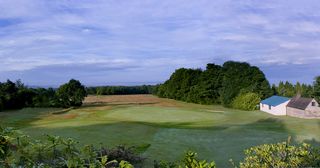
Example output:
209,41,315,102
0,95,319,167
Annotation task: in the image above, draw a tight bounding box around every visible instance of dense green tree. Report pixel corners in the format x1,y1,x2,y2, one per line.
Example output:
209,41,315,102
157,68,202,101
31,88,57,107
187,64,223,104
0,80,35,111
87,85,155,95
0,98,3,111
313,76,320,102
273,81,313,98
220,61,272,106
271,84,277,95
156,61,272,109
3,81,59,109
300,84,313,97
55,79,87,107
0,80,19,109
295,82,302,94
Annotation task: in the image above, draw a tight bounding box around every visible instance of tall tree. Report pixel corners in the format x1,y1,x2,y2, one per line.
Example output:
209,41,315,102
313,76,320,102
55,79,87,107
157,68,202,100
187,63,223,104
220,61,272,106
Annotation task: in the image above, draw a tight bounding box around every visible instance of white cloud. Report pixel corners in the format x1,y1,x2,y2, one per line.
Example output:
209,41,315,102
0,0,320,84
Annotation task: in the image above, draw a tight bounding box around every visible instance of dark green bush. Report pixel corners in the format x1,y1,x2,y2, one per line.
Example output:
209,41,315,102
153,151,216,168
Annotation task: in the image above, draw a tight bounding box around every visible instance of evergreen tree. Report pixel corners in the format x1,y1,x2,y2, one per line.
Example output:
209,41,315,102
313,76,320,102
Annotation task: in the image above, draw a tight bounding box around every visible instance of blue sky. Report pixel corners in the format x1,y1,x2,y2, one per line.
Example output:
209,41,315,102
0,0,320,86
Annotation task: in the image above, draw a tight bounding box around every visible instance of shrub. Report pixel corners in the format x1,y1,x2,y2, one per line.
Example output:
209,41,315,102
153,151,216,168
0,126,138,168
99,145,146,166
153,160,177,168
239,138,320,168
231,92,260,111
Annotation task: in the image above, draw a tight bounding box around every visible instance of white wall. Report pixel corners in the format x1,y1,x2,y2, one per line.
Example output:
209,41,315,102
305,99,320,113
260,100,290,115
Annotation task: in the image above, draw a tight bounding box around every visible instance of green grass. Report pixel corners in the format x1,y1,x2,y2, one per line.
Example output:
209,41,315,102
0,95,320,167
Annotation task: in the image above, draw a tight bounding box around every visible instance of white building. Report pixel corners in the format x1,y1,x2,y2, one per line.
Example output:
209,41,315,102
260,95,290,115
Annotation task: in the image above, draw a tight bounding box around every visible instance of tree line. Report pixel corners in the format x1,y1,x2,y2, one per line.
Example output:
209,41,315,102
271,81,313,98
154,61,272,110
87,85,155,95
154,61,320,110
266,78,320,101
1,61,320,111
0,79,87,112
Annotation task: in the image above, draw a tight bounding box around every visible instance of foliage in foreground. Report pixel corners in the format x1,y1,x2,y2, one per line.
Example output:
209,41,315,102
1,127,320,168
0,127,141,168
154,151,216,168
239,137,320,168
231,92,260,111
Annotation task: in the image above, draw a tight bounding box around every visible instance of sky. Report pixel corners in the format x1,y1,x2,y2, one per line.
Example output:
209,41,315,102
0,0,320,87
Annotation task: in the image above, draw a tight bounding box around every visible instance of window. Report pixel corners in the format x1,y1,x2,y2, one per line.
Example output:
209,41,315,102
269,105,271,110
312,102,316,106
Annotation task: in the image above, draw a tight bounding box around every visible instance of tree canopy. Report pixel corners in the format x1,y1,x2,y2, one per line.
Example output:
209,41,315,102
0,79,87,112
313,76,320,102
55,79,87,107
220,61,272,106
155,61,273,109
87,85,155,95
272,81,313,98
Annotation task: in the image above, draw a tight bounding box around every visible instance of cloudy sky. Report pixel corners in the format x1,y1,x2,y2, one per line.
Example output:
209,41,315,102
0,0,320,86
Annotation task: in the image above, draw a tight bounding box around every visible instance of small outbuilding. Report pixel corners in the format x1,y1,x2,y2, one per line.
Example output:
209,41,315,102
260,95,290,115
286,96,320,118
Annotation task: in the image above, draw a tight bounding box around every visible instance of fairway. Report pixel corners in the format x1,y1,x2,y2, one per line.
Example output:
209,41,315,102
1,95,320,167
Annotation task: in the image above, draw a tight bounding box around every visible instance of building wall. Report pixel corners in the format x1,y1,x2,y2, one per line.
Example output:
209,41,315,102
286,107,306,118
260,100,289,115
305,99,320,113
287,99,320,118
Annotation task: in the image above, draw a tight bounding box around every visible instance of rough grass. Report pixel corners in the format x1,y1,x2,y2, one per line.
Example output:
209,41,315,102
0,95,320,167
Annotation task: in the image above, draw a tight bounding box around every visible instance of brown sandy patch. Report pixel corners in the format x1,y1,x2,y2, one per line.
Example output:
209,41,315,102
63,113,78,119
83,94,184,108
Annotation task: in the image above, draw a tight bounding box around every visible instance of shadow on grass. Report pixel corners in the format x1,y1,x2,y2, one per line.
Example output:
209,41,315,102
0,108,62,128
3,109,320,168
239,118,289,133
82,102,158,108
18,117,300,168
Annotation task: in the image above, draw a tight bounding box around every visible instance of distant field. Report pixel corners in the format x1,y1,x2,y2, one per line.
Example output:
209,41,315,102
1,95,320,167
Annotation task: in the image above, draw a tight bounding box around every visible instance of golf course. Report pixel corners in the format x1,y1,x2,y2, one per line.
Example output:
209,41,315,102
0,94,319,167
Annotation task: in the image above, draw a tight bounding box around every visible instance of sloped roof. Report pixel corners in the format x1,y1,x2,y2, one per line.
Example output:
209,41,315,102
261,96,290,106
287,97,313,110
